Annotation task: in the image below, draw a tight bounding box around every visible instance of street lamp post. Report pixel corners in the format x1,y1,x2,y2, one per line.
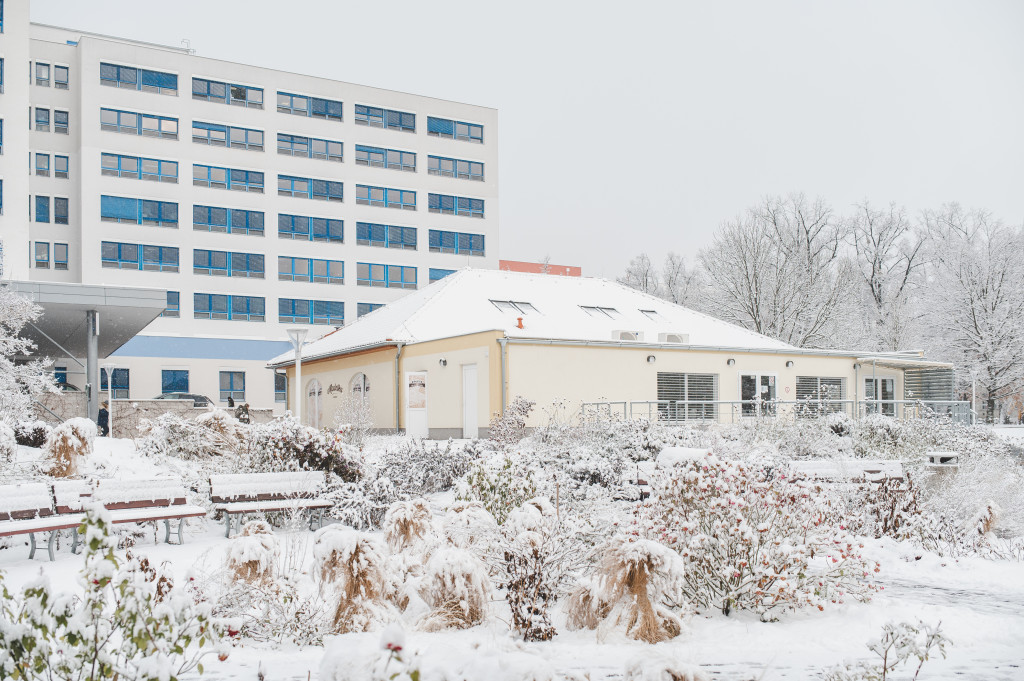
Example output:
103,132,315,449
286,329,309,424
101,362,115,437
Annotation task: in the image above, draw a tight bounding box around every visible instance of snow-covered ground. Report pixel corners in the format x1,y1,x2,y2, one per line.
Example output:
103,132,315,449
2,437,1023,680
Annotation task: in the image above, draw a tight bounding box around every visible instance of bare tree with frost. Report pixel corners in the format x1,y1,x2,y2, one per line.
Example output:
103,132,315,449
617,253,660,296
0,284,55,425
659,252,702,308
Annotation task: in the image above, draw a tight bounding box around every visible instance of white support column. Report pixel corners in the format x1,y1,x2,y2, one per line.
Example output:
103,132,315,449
86,310,99,421
287,329,308,424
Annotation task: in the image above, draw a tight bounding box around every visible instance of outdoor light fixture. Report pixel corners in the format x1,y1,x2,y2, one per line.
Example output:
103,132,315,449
853,363,861,370
727,358,736,366
786,360,794,368
646,355,656,363
439,358,447,367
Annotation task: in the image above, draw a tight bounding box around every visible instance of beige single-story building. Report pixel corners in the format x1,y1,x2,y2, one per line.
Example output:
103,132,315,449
267,269,966,438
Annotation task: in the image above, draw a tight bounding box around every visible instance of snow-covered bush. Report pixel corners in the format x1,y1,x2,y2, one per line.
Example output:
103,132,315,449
443,500,498,550
332,393,374,448
418,547,491,631
824,619,950,681
644,451,879,619
378,439,474,497
313,526,392,633
226,521,279,585
624,649,709,681
383,499,435,554
13,420,50,448
566,536,687,644
138,411,231,460
456,453,537,524
488,396,535,451
0,285,57,428
44,417,96,477
324,476,396,530
0,423,15,463
242,416,362,482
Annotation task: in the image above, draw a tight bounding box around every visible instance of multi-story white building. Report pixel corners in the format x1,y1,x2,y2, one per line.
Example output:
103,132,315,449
0,3,499,412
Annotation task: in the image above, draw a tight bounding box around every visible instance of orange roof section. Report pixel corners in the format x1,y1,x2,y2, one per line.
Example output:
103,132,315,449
498,260,582,277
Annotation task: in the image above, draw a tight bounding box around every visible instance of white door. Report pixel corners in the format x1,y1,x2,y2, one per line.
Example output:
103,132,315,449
865,377,896,416
405,371,428,438
740,374,777,416
462,364,478,439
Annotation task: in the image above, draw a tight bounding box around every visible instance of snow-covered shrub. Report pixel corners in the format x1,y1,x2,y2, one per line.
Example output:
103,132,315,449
383,499,435,554
488,395,535,451
324,476,396,530
378,439,474,497
624,649,710,681
138,411,229,460
418,547,491,631
0,423,15,463
44,417,96,477
443,500,498,550
313,526,392,633
456,453,537,524
13,420,50,448
0,504,227,680
645,451,879,619
0,285,57,428
823,619,950,681
226,520,279,585
332,393,374,447
566,536,686,644
242,416,362,482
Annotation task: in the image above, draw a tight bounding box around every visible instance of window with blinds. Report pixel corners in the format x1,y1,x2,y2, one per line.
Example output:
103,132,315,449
657,372,718,421
795,376,846,416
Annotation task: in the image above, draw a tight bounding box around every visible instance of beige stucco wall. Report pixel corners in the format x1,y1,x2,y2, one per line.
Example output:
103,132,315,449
284,347,399,430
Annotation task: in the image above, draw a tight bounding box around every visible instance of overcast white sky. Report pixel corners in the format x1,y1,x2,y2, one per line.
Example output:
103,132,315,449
33,0,1024,277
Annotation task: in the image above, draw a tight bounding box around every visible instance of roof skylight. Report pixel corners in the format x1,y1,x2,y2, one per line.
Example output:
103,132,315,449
581,305,620,319
490,300,538,314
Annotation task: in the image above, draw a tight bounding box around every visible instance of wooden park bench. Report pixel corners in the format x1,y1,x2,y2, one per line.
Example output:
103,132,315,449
93,478,207,546
209,471,331,537
0,482,85,561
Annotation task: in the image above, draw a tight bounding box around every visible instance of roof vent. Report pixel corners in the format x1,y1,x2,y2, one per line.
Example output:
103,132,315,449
659,332,689,344
614,330,643,341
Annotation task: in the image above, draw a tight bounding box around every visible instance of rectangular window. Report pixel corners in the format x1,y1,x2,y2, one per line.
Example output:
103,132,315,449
219,371,245,402
35,153,50,177
192,205,264,235
100,62,177,95
428,193,484,218
192,121,264,150
0,58,4,93
358,302,382,317
101,153,178,182
162,369,189,394
54,110,68,134
192,78,264,108
657,372,719,421
54,155,69,179
356,185,416,210
35,196,49,223
279,298,345,326
100,368,130,399
100,108,178,139
277,133,343,162
0,120,3,154
428,229,485,256
101,241,179,272
194,294,265,322
277,175,343,201
277,214,344,242
427,116,484,143
356,262,416,289
429,268,455,283
428,155,484,181
54,367,67,385
277,256,344,284
354,105,414,132
277,92,343,120
162,291,180,317
54,243,68,270
274,373,286,402
35,62,50,86
54,65,69,90
100,196,179,228
795,376,846,416
356,222,417,250
194,249,264,278
35,242,49,268
355,145,416,171
193,164,264,192
54,197,68,225
35,107,50,131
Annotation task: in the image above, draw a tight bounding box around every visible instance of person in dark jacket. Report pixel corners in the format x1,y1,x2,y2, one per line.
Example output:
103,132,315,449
97,401,110,436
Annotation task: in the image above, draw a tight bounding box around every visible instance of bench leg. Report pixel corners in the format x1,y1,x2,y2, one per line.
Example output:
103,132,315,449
178,518,185,545
47,531,57,562
163,519,172,543
71,528,80,554
224,513,232,538
28,533,36,560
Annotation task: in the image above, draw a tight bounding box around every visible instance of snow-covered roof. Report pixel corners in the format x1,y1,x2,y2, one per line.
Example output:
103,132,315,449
268,269,798,366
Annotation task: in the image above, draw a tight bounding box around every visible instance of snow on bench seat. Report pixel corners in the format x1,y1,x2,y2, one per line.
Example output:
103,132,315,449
210,498,330,514
94,478,190,509
788,459,904,482
0,482,54,521
52,480,91,514
0,514,84,537
209,471,329,537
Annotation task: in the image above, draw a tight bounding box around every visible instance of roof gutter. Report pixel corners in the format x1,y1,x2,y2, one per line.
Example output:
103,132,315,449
266,341,398,369
497,337,509,413
394,342,405,433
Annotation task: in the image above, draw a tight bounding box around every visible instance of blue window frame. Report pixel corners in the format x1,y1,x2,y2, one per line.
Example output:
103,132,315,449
101,153,178,182
0,120,3,154
277,175,343,202
34,242,49,268
100,108,178,138
0,3,4,33
55,65,68,89
192,121,264,150
100,196,179,228
275,373,287,402
192,78,264,108
356,222,417,250
35,62,50,86
277,214,344,242
429,268,456,283
54,243,68,270
354,105,414,132
427,116,484,143
193,205,264,235
279,298,345,326
194,250,265,278
35,196,49,223
54,197,68,225
193,164,264,192
356,263,417,289
195,294,265,322
355,145,416,171
100,368,130,399
358,302,383,317
101,241,179,272
162,369,189,394
35,107,49,131
35,154,50,176
356,185,416,210
428,155,484,181
0,59,4,92
277,257,344,284
54,110,69,134
277,133,343,162
54,366,67,384
428,230,485,256
219,371,245,402
100,62,177,95
55,155,69,179
428,193,484,218
162,291,180,317
277,92,343,121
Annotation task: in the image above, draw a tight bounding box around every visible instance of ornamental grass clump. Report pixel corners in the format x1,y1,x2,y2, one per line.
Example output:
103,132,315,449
417,547,491,631
226,520,279,585
383,499,435,554
313,526,391,633
45,417,96,477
